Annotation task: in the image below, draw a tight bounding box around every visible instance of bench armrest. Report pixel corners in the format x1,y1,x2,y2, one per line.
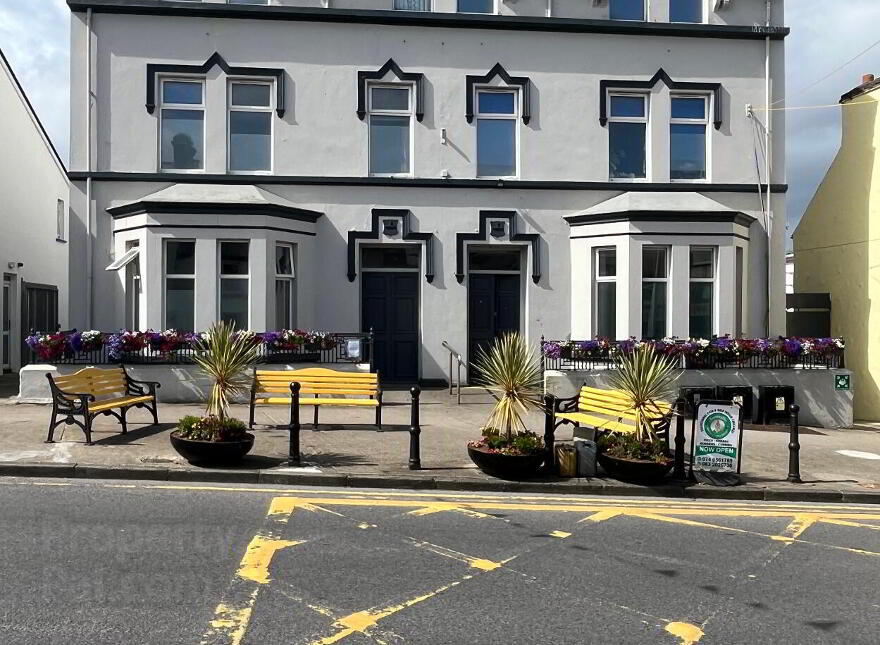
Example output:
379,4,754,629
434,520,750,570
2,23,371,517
53,388,95,407
550,393,579,414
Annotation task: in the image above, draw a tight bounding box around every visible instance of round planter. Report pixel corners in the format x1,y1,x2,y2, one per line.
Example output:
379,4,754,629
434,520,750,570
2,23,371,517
597,452,673,484
467,444,544,480
170,431,255,466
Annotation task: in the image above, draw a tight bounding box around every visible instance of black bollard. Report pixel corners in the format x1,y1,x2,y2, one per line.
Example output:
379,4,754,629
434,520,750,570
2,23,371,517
543,394,557,474
787,404,802,483
288,381,301,467
409,386,421,470
673,397,687,481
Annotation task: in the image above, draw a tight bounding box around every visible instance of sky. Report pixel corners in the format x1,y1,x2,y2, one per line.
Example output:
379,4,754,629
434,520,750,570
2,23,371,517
2,0,879,241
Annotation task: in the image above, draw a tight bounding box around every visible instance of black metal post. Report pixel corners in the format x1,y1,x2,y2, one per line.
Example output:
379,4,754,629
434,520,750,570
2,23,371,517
673,397,687,481
409,386,421,470
787,404,802,483
368,328,375,373
543,394,556,474
288,382,301,467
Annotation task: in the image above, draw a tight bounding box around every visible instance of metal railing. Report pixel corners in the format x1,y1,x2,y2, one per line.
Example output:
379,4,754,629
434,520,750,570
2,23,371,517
29,330,375,371
442,340,466,404
540,337,845,372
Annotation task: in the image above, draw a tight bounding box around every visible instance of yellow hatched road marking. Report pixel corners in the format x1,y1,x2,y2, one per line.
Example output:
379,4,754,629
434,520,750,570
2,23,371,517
237,535,305,585
665,621,705,645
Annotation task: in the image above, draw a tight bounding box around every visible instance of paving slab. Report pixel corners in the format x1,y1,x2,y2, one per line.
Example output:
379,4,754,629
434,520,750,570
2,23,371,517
0,380,878,502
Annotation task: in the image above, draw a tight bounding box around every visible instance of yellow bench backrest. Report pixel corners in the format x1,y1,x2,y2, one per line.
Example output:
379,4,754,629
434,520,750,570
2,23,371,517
52,367,128,398
255,368,379,396
578,386,671,422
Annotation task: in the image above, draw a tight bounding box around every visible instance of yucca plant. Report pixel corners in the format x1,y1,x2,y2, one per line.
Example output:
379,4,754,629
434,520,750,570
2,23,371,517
606,344,680,444
191,321,260,422
473,332,544,443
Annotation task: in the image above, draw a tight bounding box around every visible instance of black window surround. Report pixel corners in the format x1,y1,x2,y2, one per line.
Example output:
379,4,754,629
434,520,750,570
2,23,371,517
347,209,435,283
357,59,425,122
146,52,286,117
466,64,532,125
600,69,723,130
455,211,541,284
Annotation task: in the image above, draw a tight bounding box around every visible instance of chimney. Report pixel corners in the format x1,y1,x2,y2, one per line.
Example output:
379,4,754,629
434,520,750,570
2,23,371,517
863,74,875,85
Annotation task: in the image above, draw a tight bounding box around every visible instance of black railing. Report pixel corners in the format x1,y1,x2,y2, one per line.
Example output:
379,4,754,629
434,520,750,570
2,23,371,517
540,337,845,372
29,331,375,371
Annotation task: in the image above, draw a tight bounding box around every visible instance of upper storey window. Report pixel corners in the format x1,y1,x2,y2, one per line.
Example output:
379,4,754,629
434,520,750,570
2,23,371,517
476,89,518,178
394,0,431,9
160,79,204,171
608,94,647,180
670,95,708,181
369,85,413,176
458,0,495,13
228,81,273,173
670,0,704,23
610,0,645,21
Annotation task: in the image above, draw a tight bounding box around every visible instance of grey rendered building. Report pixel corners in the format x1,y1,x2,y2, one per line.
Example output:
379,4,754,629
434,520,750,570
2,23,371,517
67,0,787,383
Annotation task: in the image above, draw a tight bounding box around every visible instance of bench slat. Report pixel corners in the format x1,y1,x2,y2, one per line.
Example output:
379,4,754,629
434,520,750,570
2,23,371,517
253,396,379,407
89,395,154,413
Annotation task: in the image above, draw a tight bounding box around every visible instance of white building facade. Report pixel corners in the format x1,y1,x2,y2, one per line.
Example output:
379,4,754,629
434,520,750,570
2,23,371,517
67,0,787,383
0,49,70,373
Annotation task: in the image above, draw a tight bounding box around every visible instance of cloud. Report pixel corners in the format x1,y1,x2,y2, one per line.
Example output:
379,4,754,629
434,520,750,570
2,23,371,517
0,0,70,163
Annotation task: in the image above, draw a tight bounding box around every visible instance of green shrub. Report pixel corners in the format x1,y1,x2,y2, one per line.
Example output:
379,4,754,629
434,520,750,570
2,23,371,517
598,433,668,463
176,415,248,442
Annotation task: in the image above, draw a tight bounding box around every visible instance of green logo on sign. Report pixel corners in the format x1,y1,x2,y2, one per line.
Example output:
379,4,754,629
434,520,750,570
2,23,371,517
835,374,851,391
702,411,733,440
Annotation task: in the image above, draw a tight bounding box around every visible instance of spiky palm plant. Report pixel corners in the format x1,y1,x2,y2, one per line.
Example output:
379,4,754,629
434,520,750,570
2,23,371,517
473,332,544,442
607,344,680,443
191,321,260,421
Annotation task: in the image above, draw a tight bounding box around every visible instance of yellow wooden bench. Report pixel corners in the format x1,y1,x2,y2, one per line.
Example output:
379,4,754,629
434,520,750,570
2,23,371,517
551,386,673,436
249,367,382,430
46,366,160,445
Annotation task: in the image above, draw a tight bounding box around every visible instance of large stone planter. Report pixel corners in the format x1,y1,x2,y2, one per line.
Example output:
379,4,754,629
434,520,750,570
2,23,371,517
170,431,255,466
467,444,544,480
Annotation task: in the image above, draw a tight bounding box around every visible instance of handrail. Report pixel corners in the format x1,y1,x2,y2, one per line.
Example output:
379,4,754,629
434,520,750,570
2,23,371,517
441,341,466,404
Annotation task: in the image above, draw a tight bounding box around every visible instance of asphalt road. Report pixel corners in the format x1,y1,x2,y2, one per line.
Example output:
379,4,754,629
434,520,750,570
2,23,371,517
0,480,878,645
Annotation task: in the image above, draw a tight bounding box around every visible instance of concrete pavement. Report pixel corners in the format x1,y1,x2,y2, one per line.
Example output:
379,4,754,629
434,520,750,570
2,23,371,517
0,378,878,502
1,479,879,644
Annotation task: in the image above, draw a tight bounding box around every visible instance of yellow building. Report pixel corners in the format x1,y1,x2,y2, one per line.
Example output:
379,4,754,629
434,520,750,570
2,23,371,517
794,74,880,420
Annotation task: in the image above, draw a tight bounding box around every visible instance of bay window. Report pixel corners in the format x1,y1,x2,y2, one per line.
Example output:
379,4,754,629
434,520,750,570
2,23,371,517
689,247,715,339
275,244,295,330
641,246,668,339
165,240,196,331
608,94,647,180
594,248,617,339
369,85,413,175
476,89,518,178
670,95,708,181
219,241,250,329
160,79,204,171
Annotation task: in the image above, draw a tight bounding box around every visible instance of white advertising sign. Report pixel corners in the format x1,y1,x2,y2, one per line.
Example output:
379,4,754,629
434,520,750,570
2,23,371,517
693,403,741,473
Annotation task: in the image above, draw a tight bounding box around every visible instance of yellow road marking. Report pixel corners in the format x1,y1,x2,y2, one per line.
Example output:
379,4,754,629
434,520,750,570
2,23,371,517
549,530,572,538
408,503,491,519
202,589,258,645
820,517,880,531
237,535,305,585
309,576,470,644
665,621,704,645
405,537,512,572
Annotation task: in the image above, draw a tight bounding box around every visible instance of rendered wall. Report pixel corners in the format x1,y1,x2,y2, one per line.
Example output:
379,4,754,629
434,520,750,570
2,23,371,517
794,91,880,420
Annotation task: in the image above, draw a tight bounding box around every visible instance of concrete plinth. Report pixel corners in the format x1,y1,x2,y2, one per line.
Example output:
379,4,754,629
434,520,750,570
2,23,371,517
545,368,855,429
19,363,370,404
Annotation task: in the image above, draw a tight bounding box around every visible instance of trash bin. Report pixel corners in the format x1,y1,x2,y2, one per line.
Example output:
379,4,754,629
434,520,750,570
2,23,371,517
556,444,578,478
572,427,597,477
716,386,755,423
679,387,716,416
758,385,795,425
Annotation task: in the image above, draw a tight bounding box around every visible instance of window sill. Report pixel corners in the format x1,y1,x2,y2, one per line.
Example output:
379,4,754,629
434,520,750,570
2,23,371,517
670,179,709,184
609,177,649,182
159,169,207,174
476,176,520,181
227,170,274,176
369,173,415,179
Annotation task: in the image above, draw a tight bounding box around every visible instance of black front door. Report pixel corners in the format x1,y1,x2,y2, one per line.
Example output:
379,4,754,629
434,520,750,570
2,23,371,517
362,273,419,383
468,274,520,380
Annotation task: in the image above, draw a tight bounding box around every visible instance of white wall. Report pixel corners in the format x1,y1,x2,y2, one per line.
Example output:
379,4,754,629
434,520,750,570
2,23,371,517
0,54,70,371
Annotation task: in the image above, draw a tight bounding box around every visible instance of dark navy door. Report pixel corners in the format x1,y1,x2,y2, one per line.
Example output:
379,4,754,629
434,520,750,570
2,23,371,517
468,274,520,380
362,272,419,383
